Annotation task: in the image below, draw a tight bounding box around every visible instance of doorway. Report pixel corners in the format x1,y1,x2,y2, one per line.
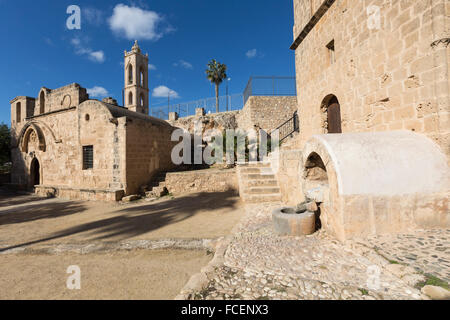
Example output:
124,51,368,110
327,96,342,134
30,158,40,187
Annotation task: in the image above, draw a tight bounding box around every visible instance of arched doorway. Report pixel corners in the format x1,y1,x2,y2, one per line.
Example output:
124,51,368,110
30,158,40,187
321,95,342,134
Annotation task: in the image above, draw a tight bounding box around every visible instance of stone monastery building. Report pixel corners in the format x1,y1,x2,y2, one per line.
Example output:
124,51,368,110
8,0,450,241
9,41,176,201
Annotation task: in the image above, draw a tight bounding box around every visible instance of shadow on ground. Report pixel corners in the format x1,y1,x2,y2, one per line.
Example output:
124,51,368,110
0,200,85,226
0,190,239,253
0,187,48,208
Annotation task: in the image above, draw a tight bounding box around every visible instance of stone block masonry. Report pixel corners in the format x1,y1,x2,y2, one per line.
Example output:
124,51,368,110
162,168,238,196
292,0,450,157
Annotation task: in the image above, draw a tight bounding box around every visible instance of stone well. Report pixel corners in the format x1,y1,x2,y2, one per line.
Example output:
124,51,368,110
301,131,450,241
272,207,316,236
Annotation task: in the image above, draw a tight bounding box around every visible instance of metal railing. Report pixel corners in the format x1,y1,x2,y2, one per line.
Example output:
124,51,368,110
150,93,244,120
150,76,296,120
272,111,299,143
243,76,297,105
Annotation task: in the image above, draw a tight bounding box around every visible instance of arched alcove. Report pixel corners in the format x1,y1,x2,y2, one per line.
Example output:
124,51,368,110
140,68,145,87
39,91,46,114
20,125,46,153
128,92,133,105
303,152,329,231
16,102,21,123
128,64,133,84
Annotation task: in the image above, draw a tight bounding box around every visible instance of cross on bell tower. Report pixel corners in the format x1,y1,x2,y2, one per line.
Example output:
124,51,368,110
124,40,149,114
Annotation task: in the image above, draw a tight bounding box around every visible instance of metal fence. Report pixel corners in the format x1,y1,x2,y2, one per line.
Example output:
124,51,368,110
150,76,296,120
150,93,244,120
243,76,297,105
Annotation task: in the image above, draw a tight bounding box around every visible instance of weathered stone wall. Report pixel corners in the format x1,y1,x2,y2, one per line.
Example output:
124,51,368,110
237,96,298,132
125,116,177,195
36,83,89,115
293,0,450,157
163,168,238,195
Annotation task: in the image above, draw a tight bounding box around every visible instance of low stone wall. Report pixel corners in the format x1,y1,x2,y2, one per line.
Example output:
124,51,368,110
164,168,238,195
35,185,124,202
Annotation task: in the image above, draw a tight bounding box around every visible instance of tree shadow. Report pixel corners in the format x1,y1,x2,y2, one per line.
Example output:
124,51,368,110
0,190,239,252
0,200,86,226
0,187,48,208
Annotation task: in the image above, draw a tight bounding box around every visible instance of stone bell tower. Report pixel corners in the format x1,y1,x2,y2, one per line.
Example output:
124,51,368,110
124,40,149,114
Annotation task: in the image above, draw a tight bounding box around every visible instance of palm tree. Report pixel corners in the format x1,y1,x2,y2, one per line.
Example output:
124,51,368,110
206,59,227,113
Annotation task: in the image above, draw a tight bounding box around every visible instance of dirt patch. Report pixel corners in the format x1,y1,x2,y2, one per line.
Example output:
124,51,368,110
0,249,212,300
0,191,243,251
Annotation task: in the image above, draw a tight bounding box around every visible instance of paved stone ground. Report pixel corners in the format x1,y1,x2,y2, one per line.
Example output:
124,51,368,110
187,203,450,300
356,230,450,284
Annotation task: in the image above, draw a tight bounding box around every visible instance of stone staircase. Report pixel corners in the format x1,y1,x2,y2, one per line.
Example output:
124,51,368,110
144,171,169,198
142,164,203,197
237,162,282,203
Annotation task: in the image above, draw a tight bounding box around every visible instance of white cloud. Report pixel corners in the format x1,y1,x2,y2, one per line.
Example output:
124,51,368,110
71,37,105,63
173,60,193,69
87,86,109,98
89,51,105,63
152,86,179,99
246,49,258,58
148,64,157,70
108,4,167,41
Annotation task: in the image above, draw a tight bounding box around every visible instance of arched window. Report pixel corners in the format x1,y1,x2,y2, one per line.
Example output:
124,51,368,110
39,91,45,114
140,68,145,87
16,102,21,123
128,65,133,84
320,95,342,134
128,92,133,105
140,94,145,107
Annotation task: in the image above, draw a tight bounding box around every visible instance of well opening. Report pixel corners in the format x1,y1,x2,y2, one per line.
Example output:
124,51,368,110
303,152,330,231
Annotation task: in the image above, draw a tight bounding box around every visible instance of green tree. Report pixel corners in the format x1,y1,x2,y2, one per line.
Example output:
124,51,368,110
0,123,11,166
206,59,227,113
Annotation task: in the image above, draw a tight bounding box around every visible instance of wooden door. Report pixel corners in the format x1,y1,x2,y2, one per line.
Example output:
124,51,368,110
328,103,342,134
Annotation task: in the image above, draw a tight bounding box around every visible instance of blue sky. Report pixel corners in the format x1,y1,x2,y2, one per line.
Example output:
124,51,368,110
0,0,295,125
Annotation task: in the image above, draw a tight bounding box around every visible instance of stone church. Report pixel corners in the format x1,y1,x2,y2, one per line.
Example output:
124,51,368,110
9,41,176,201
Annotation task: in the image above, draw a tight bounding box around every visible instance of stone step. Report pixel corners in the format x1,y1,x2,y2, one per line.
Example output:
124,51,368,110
244,179,279,187
238,162,271,168
243,193,282,203
150,181,167,187
242,174,276,181
239,167,262,173
244,187,281,194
